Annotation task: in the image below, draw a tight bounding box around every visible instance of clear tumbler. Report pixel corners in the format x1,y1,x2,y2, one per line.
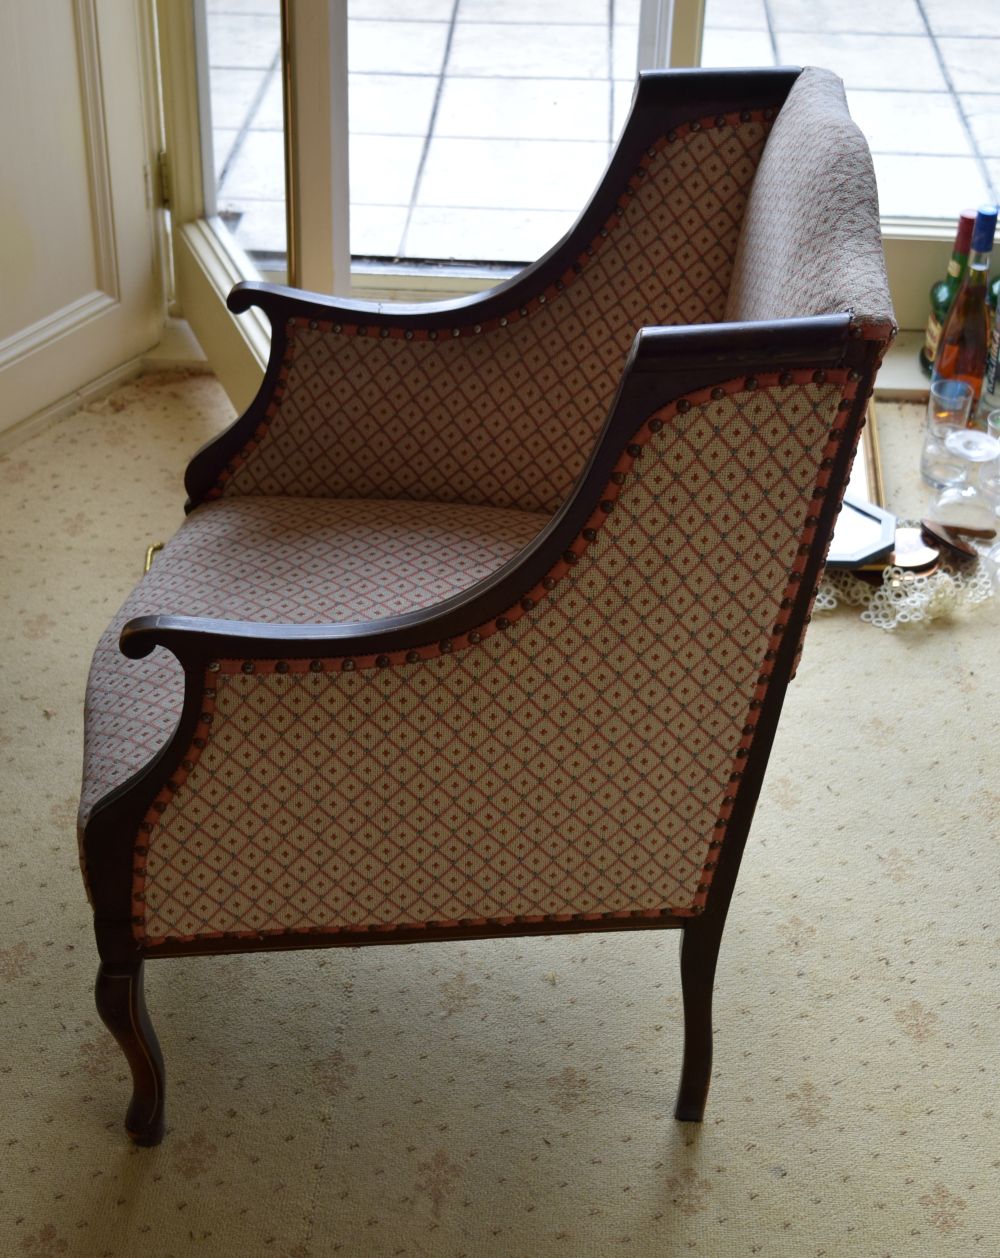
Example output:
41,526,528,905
921,378,974,489
931,428,1000,532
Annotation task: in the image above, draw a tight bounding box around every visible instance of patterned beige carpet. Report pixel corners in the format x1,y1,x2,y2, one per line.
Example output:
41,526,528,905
1,373,997,1257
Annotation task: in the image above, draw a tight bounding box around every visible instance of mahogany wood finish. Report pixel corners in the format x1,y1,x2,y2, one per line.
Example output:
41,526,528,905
95,961,165,1145
675,918,722,1121
79,65,893,1143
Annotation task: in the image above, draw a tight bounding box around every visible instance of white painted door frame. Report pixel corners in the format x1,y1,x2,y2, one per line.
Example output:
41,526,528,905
158,0,351,412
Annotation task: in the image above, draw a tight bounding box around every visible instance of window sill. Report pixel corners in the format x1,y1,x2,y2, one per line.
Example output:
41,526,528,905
874,330,928,401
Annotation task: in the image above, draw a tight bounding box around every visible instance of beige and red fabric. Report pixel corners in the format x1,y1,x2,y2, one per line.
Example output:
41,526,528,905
79,496,547,828
211,116,774,515
724,66,897,678
78,66,898,1144
124,375,854,948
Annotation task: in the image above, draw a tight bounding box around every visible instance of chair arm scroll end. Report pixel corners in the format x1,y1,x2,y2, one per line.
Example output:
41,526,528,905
120,616,165,660
226,281,262,317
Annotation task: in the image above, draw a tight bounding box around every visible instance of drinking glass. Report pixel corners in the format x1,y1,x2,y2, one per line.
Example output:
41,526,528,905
984,409,1000,512
931,428,1000,531
920,379,974,489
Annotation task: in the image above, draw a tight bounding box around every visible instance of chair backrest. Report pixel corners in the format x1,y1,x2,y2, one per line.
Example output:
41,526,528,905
725,66,893,330
210,79,783,515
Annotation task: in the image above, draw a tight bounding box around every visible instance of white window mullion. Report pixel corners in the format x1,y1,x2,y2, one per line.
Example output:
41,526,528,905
191,0,216,219
638,0,705,72
283,0,351,295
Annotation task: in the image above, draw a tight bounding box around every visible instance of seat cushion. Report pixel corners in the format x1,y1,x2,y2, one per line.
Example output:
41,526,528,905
79,496,549,826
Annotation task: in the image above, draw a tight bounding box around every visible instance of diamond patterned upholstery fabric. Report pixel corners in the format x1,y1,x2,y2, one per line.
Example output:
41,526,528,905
724,67,893,328
79,496,548,827
216,117,772,514
134,381,846,946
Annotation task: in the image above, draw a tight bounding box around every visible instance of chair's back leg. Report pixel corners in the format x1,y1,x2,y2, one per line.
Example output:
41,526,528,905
674,913,726,1121
95,960,166,1146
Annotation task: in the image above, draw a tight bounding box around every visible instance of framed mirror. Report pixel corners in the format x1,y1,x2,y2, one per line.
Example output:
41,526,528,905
828,402,896,569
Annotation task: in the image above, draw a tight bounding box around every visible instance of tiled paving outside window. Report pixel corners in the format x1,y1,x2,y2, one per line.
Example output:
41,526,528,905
702,0,999,219
206,0,1000,272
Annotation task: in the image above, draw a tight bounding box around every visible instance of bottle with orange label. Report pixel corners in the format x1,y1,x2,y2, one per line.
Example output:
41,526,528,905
931,205,998,414
920,210,976,376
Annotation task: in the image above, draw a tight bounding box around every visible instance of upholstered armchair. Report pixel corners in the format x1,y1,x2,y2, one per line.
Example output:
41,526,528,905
79,65,895,1145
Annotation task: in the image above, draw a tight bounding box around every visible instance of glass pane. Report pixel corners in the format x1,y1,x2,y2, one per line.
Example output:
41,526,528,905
203,0,287,278
700,0,998,220
346,0,640,265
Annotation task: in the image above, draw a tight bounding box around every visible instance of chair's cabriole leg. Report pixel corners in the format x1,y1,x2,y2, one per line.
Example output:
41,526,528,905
95,960,165,1146
674,915,725,1122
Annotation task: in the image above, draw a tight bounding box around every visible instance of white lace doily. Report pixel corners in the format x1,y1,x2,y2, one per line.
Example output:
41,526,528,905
816,521,995,630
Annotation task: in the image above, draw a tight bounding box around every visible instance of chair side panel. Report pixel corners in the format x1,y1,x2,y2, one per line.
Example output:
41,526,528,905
77,497,549,832
213,115,773,515
133,375,849,948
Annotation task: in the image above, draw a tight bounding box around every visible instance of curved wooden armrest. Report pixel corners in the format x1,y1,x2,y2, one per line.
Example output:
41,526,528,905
138,315,858,669
225,68,803,333
227,277,519,329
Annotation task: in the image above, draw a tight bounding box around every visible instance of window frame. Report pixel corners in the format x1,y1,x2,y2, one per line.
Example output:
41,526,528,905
157,0,947,408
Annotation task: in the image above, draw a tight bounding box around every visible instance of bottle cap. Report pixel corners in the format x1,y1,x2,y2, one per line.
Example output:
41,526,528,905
956,209,976,252
971,205,998,253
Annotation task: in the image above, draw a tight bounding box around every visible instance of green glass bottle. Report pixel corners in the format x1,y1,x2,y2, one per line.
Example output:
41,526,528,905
920,210,975,375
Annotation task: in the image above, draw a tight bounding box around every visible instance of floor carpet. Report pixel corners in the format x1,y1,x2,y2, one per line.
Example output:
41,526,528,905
1,373,996,1257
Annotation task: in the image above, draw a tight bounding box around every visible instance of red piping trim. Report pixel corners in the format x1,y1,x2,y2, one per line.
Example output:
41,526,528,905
132,365,856,944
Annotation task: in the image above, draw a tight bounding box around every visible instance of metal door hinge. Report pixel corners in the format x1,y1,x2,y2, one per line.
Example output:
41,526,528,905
157,150,171,208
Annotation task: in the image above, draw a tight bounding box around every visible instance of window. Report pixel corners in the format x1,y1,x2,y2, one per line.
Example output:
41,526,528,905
164,0,992,398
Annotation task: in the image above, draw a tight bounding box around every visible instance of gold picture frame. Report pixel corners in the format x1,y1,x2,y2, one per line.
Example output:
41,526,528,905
849,401,885,507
